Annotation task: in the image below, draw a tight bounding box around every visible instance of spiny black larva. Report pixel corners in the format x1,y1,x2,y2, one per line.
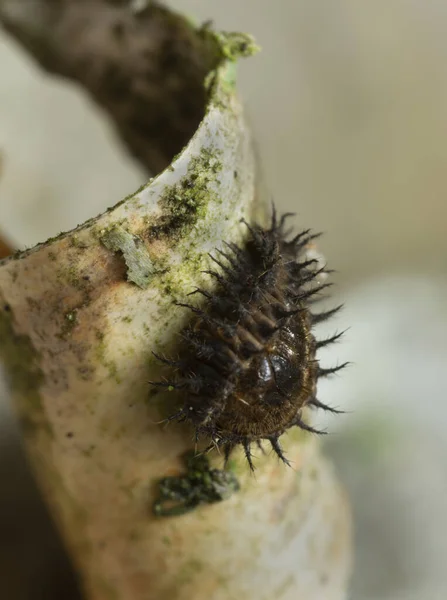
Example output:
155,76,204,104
151,208,348,470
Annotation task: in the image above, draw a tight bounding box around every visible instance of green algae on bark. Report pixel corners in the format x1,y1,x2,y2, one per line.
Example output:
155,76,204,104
147,146,223,242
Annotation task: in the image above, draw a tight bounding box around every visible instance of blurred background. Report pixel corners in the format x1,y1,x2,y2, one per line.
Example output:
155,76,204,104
1,1,446,598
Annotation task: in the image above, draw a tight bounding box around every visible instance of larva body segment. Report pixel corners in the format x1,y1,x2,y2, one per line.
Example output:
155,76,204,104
153,209,346,469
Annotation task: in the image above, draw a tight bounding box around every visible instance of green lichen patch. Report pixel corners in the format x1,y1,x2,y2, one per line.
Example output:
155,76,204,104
201,27,259,94
100,225,156,289
147,146,222,242
211,31,260,61
153,450,240,517
198,23,260,70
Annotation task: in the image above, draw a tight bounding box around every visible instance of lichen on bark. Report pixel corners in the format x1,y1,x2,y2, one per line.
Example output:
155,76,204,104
100,226,156,289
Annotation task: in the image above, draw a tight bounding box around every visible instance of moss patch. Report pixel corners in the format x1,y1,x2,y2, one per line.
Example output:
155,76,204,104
153,450,240,517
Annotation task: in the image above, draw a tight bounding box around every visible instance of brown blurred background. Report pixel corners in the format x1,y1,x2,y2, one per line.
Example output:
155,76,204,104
1,1,447,599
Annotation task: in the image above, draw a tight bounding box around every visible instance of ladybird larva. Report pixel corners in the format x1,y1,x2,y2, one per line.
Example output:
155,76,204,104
152,208,347,470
